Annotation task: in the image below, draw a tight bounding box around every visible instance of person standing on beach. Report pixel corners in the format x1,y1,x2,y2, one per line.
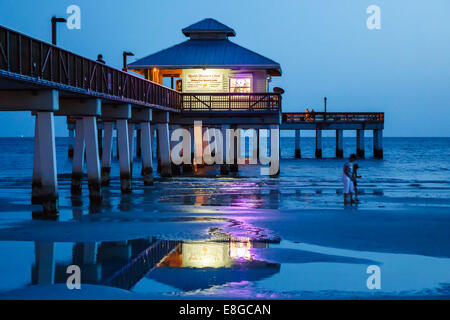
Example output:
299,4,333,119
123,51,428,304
343,154,357,204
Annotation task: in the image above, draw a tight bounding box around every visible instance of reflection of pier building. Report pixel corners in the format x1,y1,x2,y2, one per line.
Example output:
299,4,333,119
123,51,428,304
31,238,278,292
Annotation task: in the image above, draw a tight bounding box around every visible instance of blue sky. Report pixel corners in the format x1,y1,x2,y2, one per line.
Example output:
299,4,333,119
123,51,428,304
0,0,449,137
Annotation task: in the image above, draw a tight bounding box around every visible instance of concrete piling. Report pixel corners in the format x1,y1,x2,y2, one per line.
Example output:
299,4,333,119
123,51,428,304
128,123,135,176
295,129,301,159
315,129,323,159
252,128,259,164
71,118,85,194
220,125,230,175
97,128,103,158
136,128,142,158
157,123,172,177
141,122,154,186
373,129,383,159
32,121,42,205
83,116,102,201
36,112,58,213
68,126,74,158
117,119,131,193
182,126,195,173
101,122,114,186
170,125,182,175
336,129,344,159
153,111,172,177
356,129,365,158
229,126,239,173
270,125,280,176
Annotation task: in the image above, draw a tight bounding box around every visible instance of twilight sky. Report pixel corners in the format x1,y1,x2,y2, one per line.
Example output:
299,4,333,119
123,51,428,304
0,0,449,137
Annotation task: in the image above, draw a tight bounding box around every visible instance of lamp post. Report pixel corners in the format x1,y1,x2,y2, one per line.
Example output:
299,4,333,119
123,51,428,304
51,16,67,45
324,97,327,121
122,51,134,72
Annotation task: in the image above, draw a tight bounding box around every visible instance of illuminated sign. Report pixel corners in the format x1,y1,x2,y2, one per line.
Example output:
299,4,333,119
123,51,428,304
182,242,231,268
183,69,225,93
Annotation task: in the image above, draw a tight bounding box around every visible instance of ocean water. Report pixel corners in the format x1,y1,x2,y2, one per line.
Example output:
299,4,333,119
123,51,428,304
0,137,449,299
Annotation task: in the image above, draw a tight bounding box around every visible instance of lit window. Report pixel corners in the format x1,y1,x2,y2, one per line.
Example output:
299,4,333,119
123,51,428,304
230,77,252,93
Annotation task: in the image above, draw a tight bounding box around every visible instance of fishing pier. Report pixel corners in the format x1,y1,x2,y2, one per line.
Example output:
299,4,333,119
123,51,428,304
0,19,384,214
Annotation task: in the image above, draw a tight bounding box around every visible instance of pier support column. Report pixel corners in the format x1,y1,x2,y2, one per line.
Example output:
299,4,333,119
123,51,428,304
157,123,172,177
182,126,194,173
336,129,344,159
252,129,259,164
71,119,85,194
83,116,102,201
156,128,161,173
68,126,74,158
101,122,113,186
220,125,230,175
269,125,280,176
193,121,203,169
211,127,218,158
115,128,119,159
295,130,301,159
154,112,172,177
151,125,157,159
128,123,135,176
132,108,153,184
198,127,210,168
141,122,154,186
229,126,239,173
170,125,181,175
356,129,365,158
36,112,58,213
373,129,383,159
97,128,103,158
136,129,142,158
32,122,42,204
315,129,323,159
116,119,131,193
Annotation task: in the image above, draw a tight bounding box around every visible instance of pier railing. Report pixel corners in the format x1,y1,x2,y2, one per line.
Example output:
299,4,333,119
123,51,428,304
0,24,182,110
182,93,282,112
1,25,282,113
282,112,384,123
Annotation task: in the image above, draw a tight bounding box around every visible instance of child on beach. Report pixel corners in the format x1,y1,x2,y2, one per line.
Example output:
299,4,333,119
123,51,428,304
352,163,362,202
342,154,357,204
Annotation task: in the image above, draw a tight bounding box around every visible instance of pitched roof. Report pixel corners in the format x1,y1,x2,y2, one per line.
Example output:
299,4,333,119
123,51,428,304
129,39,281,75
182,18,236,37
128,19,281,76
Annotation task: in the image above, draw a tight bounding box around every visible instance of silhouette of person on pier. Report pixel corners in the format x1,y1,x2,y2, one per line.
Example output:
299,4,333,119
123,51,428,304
96,54,106,64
